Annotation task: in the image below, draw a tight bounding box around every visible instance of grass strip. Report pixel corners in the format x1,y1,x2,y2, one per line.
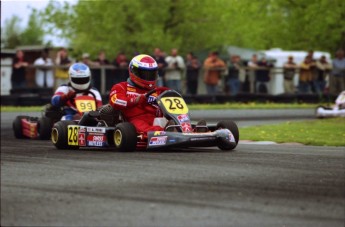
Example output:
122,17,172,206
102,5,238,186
1,106,45,112
1,102,325,112
240,118,345,146
188,102,323,110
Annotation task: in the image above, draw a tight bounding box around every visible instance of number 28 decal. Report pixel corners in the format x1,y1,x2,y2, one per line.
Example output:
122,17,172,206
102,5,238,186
161,97,188,114
67,125,79,145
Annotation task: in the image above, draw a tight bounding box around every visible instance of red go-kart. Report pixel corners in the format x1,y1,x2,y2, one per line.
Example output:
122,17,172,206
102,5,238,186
13,95,97,140
51,88,239,151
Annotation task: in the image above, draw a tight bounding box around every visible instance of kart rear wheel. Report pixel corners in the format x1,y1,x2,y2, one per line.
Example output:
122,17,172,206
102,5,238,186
216,120,239,150
113,122,137,152
38,117,53,140
13,115,30,139
51,120,79,150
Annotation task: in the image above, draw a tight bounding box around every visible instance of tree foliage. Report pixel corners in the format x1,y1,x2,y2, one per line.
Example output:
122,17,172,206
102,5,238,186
1,16,22,48
39,0,345,57
2,9,46,48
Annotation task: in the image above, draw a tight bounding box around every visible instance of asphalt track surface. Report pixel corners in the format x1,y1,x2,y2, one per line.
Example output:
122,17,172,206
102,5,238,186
1,111,344,227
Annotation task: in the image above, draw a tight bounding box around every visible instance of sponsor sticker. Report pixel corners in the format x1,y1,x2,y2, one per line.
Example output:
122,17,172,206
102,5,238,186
190,137,215,142
153,131,166,136
86,127,106,133
87,135,106,142
177,114,190,123
79,126,86,133
87,141,105,146
147,95,157,104
181,122,192,132
149,136,167,146
127,87,136,92
78,133,86,146
115,99,127,106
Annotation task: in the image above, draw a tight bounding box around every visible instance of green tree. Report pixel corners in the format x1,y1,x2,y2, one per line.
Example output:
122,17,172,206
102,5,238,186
1,16,22,48
20,9,45,45
39,0,345,58
2,9,46,49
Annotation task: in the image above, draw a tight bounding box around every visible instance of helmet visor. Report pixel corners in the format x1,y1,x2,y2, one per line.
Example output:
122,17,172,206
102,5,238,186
71,76,90,85
132,67,158,81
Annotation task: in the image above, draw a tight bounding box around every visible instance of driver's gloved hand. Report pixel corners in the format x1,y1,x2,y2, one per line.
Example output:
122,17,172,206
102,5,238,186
133,94,147,106
66,91,76,100
61,91,76,103
147,96,157,105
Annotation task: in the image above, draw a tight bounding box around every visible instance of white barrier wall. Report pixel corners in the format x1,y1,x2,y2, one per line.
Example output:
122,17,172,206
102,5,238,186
261,49,332,95
1,58,13,95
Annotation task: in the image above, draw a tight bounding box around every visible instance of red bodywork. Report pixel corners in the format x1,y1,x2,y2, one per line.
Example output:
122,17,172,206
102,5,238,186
21,118,38,139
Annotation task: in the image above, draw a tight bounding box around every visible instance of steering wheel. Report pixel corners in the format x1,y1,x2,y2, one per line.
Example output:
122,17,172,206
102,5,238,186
144,86,171,98
68,89,98,101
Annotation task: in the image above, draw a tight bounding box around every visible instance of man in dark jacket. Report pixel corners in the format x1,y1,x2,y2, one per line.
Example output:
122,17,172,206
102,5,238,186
256,57,273,93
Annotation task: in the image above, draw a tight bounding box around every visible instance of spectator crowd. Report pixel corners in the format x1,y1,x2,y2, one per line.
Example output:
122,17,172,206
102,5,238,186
10,47,345,97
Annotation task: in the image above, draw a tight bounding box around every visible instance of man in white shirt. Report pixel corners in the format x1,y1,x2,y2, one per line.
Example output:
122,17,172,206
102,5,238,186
165,48,185,94
34,49,54,88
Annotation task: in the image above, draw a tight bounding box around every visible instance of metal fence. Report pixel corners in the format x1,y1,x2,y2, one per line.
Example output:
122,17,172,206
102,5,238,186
2,64,316,96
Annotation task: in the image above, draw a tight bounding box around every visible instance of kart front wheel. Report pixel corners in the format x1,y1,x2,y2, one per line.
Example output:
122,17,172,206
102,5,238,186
13,115,30,139
38,117,53,140
216,120,239,150
113,122,137,152
51,120,79,150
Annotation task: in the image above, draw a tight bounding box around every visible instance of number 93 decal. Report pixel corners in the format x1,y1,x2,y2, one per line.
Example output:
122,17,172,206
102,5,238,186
161,97,188,114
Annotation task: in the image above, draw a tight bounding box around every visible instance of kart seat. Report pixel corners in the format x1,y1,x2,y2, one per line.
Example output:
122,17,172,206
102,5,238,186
98,104,123,127
44,104,63,120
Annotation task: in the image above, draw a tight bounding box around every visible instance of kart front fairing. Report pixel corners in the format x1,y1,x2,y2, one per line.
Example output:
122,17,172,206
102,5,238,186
146,129,236,150
145,89,237,150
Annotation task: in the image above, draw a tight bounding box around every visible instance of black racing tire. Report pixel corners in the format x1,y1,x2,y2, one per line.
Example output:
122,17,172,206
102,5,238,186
216,120,239,150
37,117,53,140
13,115,30,139
51,120,79,150
113,122,138,152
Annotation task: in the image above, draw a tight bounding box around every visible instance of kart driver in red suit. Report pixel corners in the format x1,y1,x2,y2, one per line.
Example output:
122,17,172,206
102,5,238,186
109,54,165,134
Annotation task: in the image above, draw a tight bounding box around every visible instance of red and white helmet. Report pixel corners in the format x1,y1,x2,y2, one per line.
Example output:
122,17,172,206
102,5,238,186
129,54,158,90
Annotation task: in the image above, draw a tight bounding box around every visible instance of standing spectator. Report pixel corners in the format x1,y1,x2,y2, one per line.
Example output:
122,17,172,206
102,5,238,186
330,49,345,95
298,56,314,93
81,53,97,67
55,47,72,88
226,55,242,96
185,52,201,95
11,50,29,89
112,52,129,85
307,50,319,94
283,56,297,94
314,55,332,95
165,48,185,93
247,54,258,93
93,50,110,91
152,48,167,87
203,51,226,95
255,57,273,93
34,49,54,88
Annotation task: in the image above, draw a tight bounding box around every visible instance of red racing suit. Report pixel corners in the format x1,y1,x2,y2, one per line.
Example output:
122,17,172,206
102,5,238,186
109,81,164,133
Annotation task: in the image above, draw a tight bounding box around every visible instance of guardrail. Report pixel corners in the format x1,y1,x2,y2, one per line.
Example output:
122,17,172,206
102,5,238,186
2,63,316,95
